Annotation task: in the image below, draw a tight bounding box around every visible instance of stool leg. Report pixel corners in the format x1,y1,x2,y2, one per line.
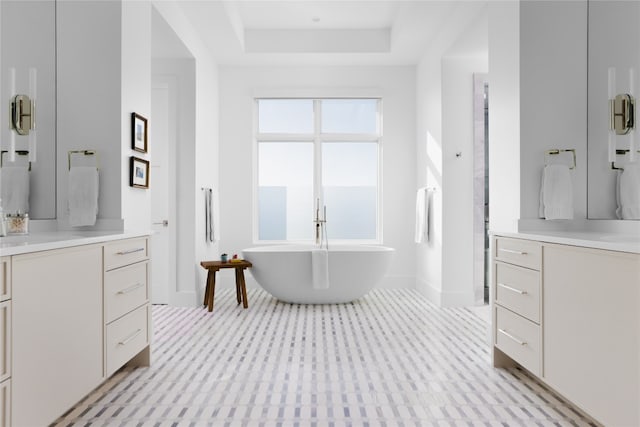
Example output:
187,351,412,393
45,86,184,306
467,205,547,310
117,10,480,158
235,269,242,304
203,270,212,307
239,268,248,309
207,270,217,312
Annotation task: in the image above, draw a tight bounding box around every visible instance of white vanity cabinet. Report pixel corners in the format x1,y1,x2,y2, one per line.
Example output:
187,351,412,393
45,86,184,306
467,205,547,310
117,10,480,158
103,237,150,377
492,234,640,427
492,237,542,376
0,232,151,427
0,257,11,427
543,244,639,427
11,244,103,427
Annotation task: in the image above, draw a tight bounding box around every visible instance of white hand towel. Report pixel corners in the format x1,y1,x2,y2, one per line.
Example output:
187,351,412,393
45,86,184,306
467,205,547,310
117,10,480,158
414,187,429,243
616,170,623,220
311,249,329,290
212,187,220,243
68,166,99,227
1,166,29,214
618,163,640,219
540,164,573,220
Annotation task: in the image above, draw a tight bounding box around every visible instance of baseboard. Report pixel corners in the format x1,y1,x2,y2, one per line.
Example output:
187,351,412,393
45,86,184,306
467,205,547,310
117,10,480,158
440,290,478,307
376,275,414,289
415,277,442,306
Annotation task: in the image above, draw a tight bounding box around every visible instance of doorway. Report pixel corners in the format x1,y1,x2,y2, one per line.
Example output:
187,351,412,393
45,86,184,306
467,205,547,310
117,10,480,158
150,77,178,304
473,73,489,304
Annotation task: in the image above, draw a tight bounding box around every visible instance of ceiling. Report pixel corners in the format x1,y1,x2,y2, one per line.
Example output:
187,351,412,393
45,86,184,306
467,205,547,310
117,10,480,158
158,1,488,66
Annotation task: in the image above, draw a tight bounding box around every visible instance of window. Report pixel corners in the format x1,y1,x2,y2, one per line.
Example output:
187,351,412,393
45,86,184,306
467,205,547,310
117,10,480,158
256,98,381,242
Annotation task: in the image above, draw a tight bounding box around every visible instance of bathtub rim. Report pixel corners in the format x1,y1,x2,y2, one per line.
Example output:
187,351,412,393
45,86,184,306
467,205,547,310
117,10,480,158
242,244,396,254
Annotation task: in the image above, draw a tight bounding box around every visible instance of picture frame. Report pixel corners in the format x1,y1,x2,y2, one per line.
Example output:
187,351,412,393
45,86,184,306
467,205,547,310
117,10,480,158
130,156,150,189
131,112,148,153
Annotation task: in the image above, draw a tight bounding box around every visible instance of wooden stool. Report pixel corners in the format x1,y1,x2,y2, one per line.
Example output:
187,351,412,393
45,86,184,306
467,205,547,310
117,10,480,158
200,260,252,312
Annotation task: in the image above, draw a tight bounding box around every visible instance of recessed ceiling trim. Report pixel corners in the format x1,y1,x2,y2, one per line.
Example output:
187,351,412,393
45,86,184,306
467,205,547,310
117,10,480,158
244,29,391,53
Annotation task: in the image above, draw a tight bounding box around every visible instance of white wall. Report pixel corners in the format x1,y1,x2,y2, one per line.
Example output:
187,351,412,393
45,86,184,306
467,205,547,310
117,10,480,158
57,1,219,306
218,66,416,290
488,1,520,233
121,0,152,231
520,0,587,221
416,55,443,303
416,4,487,306
152,1,220,306
441,54,488,306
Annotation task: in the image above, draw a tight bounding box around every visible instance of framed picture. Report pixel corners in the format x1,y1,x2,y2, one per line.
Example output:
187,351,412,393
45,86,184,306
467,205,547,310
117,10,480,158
130,156,149,189
131,112,148,153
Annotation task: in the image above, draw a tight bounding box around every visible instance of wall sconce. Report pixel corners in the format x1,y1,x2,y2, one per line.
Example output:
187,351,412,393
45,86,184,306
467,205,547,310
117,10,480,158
10,94,34,135
610,93,634,135
608,67,636,163
7,67,37,162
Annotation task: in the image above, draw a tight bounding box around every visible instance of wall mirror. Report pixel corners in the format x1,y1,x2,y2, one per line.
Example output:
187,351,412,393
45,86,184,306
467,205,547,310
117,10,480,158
588,0,639,220
1,0,56,219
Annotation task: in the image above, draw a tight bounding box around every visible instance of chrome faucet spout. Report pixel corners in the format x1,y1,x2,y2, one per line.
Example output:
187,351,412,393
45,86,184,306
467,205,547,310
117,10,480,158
313,199,328,248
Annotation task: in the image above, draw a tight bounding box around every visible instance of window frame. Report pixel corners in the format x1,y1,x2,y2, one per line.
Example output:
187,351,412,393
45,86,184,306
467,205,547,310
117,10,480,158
253,98,383,244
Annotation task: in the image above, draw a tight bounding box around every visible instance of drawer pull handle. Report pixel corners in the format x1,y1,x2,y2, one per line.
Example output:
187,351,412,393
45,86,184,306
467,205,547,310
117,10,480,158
498,283,528,295
118,329,143,346
117,283,144,295
498,328,527,346
499,248,528,255
116,247,145,256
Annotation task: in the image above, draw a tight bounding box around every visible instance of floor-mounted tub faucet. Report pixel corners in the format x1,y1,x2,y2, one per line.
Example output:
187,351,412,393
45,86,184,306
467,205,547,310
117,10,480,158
314,198,327,248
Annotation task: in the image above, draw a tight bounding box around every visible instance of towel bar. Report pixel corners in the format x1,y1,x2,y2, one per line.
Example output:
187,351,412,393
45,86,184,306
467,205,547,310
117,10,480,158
611,148,640,170
68,150,99,171
0,150,31,171
545,149,576,170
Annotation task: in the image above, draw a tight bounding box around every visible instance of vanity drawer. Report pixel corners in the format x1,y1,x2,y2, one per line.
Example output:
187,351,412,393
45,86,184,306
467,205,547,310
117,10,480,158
105,261,149,324
106,305,149,377
0,258,10,302
495,305,541,376
0,302,10,383
495,262,541,323
104,238,148,271
494,237,541,270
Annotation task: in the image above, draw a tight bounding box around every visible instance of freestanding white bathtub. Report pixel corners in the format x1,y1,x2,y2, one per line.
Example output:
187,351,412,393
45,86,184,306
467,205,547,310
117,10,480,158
242,244,395,304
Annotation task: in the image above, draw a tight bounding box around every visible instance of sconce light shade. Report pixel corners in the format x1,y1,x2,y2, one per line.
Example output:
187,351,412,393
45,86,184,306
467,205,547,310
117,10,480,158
7,67,37,162
608,67,637,163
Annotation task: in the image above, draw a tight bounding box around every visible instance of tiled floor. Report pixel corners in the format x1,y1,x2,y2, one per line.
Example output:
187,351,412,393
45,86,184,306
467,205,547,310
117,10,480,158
55,289,595,426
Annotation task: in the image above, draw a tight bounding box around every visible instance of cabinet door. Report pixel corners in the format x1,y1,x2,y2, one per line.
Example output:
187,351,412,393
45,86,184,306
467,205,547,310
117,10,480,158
12,245,103,427
0,379,9,427
0,302,9,383
544,244,640,427
0,258,10,302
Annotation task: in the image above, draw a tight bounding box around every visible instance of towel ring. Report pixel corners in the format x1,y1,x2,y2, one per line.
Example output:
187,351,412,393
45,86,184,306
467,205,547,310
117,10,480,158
68,150,99,171
0,150,31,171
611,149,640,170
545,149,576,170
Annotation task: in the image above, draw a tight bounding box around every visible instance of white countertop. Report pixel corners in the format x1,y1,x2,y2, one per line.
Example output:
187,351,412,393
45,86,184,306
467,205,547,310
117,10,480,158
0,230,152,256
491,230,640,254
